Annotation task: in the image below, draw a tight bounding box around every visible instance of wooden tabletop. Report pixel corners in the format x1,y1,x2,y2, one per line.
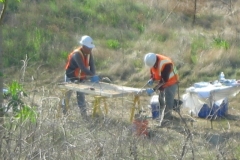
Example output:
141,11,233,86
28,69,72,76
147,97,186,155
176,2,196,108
58,81,146,98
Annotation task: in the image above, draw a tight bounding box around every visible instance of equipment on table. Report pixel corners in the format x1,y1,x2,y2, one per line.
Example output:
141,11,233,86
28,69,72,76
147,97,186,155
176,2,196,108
91,75,100,83
182,78,240,119
102,77,112,83
219,72,225,83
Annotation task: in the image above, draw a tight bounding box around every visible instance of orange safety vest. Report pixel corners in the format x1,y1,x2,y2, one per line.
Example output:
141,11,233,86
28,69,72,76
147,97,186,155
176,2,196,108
150,54,179,88
65,47,90,79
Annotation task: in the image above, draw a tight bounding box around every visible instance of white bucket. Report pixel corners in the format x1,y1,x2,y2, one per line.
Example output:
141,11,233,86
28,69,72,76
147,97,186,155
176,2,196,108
150,95,160,119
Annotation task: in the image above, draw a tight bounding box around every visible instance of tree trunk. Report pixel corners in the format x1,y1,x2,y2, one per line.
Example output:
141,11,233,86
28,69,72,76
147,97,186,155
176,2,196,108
0,19,3,120
0,0,7,118
192,0,197,26
0,2,8,152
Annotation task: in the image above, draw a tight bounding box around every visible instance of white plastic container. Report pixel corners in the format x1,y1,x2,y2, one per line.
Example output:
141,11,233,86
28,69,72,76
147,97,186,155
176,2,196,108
219,72,225,82
150,95,160,119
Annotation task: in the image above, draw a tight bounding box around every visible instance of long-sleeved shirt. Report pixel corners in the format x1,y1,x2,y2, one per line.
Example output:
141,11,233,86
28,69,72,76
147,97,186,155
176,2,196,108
66,51,95,79
161,63,172,82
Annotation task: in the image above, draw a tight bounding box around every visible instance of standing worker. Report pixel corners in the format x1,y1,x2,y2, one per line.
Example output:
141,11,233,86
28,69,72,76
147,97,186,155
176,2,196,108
63,35,99,118
144,52,179,121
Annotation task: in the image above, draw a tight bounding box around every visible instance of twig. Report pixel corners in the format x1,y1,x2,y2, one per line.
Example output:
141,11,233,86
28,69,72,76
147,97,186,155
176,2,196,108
20,54,30,82
161,2,179,25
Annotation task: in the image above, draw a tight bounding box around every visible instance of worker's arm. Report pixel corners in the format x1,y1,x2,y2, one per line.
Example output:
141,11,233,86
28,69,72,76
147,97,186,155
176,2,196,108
154,64,172,91
88,53,96,75
161,64,172,82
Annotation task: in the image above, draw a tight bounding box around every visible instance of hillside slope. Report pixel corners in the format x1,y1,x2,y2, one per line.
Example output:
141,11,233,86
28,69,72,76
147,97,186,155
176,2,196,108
3,0,240,91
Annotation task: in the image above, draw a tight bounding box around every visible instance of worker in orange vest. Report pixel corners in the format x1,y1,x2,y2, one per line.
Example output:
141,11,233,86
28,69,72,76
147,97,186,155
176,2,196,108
144,53,179,121
63,35,99,118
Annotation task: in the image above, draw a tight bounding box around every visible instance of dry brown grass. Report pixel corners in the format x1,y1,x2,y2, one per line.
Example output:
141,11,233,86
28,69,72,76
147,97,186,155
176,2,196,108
2,61,240,159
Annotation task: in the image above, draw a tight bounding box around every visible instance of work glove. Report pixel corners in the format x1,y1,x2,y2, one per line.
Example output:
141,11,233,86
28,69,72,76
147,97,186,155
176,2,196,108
91,75,100,83
147,79,154,86
146,88,154,96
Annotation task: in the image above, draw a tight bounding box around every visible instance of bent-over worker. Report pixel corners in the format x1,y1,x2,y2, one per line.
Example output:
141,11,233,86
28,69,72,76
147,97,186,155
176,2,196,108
144,52,179,120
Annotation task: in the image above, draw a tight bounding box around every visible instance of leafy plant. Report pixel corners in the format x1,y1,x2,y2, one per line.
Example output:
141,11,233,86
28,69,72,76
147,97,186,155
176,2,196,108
136,23,145,33
15,105,37,123
5,81,26,112
213,37,230,50
106,39,120,50
3,81,37,123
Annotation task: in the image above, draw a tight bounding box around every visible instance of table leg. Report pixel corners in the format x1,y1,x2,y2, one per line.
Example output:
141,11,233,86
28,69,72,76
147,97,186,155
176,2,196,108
58,89,70,118
103,97,108,114
92,96,108,117
130,95,140,122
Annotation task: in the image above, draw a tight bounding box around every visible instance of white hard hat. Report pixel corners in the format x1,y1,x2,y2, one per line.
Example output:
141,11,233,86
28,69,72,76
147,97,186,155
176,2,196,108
79,35,95,48
144,53,157,67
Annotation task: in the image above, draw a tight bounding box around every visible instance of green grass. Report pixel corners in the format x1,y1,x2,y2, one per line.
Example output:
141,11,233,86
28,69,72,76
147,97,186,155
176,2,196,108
213,37,230,50
3,0,153,67
106,39,120,50
190,36,209,64
3,0,240,86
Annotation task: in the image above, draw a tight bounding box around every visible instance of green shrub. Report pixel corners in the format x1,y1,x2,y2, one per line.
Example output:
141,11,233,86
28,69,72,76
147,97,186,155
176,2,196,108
106,39,120,50
212,37,230,50
2,81,37,123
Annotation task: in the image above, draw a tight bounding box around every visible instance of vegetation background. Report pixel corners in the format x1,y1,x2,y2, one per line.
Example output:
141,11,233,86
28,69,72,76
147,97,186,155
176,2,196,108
1,0,240,159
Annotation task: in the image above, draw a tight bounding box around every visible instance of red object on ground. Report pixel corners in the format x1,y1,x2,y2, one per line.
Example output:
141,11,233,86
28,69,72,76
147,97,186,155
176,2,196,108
132,119,149,136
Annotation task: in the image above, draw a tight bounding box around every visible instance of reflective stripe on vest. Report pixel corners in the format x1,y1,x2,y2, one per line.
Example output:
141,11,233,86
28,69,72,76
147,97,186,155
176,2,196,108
65,47,90,79
151,54,178,88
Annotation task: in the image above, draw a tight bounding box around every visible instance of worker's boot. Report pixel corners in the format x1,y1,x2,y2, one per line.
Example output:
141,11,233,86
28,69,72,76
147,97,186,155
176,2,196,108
79,106,89,121
157,106,172,128
61,99,69,115
61,99,66,114
163,105,173,120
173,99,182,113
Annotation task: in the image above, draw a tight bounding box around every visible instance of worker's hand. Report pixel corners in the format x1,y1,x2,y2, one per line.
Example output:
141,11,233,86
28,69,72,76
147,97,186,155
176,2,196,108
91,75,100,83
147,79,154,86
146,88,154,96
